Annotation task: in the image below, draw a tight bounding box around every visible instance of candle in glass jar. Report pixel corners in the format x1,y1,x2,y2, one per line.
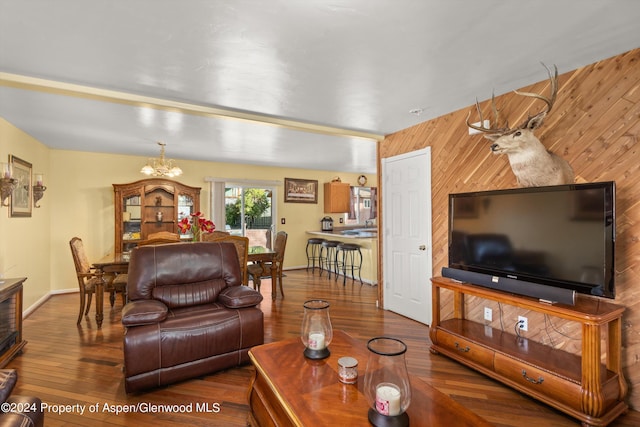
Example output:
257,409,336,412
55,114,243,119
307,332,325,350
35,174,43,186
375,383,401,416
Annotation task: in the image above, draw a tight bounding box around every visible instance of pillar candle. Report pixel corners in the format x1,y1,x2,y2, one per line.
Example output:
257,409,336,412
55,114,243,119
307,332,325,350
375,383,401,416
35,174,43,186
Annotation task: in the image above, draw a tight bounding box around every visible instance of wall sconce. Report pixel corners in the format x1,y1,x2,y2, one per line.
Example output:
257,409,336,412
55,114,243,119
33,173,47,208
1,162,17,207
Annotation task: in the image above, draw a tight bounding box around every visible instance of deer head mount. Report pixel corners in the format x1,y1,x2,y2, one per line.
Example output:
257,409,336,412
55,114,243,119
467,64,574,187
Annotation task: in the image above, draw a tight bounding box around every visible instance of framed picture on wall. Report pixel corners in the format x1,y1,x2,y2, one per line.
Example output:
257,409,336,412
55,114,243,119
9,155,32,217
284,178,318,204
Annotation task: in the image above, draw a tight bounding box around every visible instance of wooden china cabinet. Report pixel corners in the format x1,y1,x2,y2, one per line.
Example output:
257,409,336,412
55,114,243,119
113,179,201,253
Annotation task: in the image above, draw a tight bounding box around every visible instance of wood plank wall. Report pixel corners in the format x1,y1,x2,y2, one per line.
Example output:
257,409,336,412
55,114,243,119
379,47,640,409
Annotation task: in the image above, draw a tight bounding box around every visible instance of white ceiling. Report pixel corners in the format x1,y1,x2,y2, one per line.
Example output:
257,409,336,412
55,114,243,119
1,1,639,174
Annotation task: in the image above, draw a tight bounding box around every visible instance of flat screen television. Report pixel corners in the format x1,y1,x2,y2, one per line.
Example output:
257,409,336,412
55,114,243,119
443,182,615,305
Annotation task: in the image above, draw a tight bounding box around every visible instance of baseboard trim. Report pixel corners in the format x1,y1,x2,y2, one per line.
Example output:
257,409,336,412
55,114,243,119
23,288,77,319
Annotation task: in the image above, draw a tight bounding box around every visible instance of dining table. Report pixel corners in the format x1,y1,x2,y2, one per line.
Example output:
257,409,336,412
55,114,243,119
91,252,130,328
90,245,278,328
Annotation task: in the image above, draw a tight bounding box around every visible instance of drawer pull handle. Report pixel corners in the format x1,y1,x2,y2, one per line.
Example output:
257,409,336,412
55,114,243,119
522,370,544,384
454,342,470,352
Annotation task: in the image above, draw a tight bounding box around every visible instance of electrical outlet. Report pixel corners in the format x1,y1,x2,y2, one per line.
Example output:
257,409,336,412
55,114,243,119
280,218,285,224
484,307,492,322
518,315,528,332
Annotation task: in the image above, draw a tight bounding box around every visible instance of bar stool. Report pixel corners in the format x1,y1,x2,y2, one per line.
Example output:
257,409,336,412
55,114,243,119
320,240,341,279
306,238,326,274
336,242,363,285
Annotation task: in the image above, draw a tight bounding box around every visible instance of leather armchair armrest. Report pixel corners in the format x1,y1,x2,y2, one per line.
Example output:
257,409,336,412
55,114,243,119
121,300,168,327
0,369,17,403
219,285,263,308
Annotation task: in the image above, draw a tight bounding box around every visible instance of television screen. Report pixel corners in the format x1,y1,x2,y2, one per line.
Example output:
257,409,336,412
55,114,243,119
448,182,615,299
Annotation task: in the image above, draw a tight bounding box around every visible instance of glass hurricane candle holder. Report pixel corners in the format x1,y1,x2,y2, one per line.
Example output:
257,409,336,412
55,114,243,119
364,337,411,427
301,299,333,359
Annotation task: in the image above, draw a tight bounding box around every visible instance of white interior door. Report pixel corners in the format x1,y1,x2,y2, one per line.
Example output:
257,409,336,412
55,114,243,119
382,148,432,324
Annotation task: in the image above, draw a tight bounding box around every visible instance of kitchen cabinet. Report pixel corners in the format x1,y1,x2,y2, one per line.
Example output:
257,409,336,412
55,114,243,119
324,182,351,213
113,179,200,253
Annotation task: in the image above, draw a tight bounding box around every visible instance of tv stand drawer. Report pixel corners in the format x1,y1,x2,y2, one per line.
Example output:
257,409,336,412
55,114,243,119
494,353,581,410
434,329,494,370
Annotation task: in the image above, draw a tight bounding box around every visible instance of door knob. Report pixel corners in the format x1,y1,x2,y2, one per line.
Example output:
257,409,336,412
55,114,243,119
418,245,426,251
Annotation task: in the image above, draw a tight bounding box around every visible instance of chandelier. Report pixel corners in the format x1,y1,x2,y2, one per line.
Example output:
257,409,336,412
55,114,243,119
140,142,183,177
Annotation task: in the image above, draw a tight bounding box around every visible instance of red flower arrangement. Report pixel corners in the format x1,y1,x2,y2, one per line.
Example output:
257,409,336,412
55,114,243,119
178,212,215,241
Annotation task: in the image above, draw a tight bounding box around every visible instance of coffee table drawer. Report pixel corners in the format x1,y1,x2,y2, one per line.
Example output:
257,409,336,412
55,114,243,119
249,371,296,427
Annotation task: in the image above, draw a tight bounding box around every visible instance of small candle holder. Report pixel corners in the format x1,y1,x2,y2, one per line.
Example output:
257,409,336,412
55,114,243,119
364,337,411,427
301,299,332,360
338,356,358,384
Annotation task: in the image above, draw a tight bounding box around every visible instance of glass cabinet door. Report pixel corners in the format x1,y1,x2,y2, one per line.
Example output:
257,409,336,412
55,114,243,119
177,194,195,240
122,194,141,252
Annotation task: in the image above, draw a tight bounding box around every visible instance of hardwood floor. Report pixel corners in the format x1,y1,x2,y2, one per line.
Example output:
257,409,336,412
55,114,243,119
7,269,640,426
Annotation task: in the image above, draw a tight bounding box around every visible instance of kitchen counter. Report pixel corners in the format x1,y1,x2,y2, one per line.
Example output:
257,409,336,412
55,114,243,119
306,230,378,285
306,229,377,239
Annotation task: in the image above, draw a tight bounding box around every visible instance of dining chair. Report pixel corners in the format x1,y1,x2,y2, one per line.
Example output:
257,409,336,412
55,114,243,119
69,237,126,324
137,230,182,246
137,237,181,246
248,231,288,297
148,231,181,241
202,230,231,240
203,234,250,286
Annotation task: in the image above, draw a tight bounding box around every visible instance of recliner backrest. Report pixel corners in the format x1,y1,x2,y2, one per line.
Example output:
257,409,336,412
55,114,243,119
202,235,250,285
127,242,242,308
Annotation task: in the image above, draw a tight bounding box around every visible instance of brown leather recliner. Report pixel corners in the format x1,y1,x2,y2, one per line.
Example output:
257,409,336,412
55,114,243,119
0,369,44,427
121,242,264,393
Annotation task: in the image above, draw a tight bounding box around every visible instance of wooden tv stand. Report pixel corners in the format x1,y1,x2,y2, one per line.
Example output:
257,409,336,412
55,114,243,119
430,276,628,427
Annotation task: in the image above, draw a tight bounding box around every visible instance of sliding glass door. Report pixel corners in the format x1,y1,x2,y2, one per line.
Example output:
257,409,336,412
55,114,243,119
224,185,275,248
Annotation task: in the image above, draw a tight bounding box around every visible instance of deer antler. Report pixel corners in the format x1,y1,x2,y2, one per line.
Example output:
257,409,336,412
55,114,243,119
467,63,558,136
465,93,510,135
512,63,558,130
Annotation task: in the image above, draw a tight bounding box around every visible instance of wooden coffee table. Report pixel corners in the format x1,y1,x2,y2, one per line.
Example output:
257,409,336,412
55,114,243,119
248,330,492,427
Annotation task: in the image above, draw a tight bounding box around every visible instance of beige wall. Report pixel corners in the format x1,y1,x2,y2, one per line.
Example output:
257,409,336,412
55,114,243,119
0,118,51,309
1,117,375,310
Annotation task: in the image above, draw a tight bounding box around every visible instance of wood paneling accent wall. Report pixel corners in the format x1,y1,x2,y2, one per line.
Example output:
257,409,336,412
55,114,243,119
380,48,640,409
